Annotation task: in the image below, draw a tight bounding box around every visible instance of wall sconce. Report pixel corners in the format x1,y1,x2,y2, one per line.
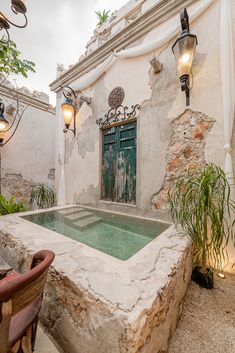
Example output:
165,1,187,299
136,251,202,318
61,86,92,137
0,103,9,134
172,8,198,106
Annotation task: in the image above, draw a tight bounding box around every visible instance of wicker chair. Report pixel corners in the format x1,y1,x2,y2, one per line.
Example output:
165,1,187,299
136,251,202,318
0,250,55,353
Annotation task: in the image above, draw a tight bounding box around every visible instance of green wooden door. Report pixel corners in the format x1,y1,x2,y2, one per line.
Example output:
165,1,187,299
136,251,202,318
102,121,136,204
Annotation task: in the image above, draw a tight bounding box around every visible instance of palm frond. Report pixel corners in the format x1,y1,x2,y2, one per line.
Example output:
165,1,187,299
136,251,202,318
168,163,235,271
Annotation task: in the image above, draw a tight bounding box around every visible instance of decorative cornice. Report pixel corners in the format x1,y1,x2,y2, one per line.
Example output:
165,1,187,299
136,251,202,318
0,85,56,114
50,0,197,93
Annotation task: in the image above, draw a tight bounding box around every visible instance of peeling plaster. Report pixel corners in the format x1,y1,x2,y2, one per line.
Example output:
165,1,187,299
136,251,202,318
74,185,100,206
65,138,75,164
48,168,55,181
136,46,179,211
2,172,35,205
77,116,97,159
136,49,208,212
92,78,110,121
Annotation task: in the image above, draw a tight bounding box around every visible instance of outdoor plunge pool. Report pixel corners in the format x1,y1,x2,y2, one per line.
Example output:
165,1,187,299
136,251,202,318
23,207,169,260
0,206,192,353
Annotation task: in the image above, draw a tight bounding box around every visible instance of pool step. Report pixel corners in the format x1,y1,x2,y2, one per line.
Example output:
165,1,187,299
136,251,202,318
65,211,93,222
73,216,102,230
56,207,83,216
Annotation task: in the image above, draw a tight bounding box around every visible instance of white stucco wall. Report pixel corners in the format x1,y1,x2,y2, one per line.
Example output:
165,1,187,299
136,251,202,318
1,95,56,202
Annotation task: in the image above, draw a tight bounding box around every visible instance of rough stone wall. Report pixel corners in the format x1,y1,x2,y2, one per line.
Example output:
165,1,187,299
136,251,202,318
1,170,55,205
1,173,35,205
152,109,215,210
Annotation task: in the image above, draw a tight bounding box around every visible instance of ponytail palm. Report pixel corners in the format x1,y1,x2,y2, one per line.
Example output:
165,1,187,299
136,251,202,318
168,163,235,271
30,183,55,209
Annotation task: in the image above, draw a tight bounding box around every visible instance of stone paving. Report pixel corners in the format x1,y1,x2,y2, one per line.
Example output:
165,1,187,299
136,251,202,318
168,274,235,353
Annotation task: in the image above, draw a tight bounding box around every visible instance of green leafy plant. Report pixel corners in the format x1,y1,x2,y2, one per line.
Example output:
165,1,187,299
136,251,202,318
168,163,235,275
0,195,27,215
0,40,35,78
95,10,110,27
30,183,55,209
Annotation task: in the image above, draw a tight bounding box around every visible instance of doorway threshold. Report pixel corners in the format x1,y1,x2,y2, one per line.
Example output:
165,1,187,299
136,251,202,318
99,200,137,208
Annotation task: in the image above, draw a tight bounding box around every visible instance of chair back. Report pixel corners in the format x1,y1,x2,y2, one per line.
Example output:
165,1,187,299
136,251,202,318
0,250,55,352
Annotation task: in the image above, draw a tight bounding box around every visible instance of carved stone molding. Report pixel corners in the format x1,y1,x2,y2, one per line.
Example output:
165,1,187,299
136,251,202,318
108,87,125,108
50,0,196,92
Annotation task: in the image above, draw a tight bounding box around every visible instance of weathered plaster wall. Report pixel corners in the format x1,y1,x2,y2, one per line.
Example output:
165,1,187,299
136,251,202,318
53,0,235,275
1,93,56,204
55,0,229,216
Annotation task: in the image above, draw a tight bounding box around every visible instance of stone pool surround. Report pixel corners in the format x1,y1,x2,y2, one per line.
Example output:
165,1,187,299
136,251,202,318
0,206,192,353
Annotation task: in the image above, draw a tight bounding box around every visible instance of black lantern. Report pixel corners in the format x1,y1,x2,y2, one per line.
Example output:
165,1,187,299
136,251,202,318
61,87,77,137
61,86,92,137
172,8,198,106
0,103,9,131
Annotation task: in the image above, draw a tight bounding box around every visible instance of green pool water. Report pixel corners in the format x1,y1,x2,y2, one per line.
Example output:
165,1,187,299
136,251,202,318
22,207,169,260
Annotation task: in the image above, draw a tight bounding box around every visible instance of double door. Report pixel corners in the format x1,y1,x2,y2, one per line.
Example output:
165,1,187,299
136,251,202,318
101,121,137,204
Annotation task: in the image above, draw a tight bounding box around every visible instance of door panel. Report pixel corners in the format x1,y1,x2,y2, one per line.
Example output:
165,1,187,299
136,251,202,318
102,127,117,201
101,122,136,204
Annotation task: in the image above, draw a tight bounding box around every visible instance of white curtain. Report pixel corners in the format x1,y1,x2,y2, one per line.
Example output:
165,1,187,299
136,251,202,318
70,54,116,92
69,0,213,91
220,0,235,199
117,0,213,58
57,95,66,205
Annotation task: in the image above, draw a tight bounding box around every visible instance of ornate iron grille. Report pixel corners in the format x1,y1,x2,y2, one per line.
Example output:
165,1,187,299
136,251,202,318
96,104,140,129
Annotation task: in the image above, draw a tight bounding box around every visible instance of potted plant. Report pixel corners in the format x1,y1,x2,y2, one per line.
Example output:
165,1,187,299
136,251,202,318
30,183,55,209
168,163,235,288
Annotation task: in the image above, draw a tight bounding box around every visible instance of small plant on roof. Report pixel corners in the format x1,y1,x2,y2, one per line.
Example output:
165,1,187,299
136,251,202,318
30,183,55,209
95,10,110,27
168,163,235,289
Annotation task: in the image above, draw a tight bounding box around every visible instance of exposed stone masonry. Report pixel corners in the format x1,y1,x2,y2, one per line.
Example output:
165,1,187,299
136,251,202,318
2,171,55,205
48,169,55,181
152,109,215,210
2,172,35,205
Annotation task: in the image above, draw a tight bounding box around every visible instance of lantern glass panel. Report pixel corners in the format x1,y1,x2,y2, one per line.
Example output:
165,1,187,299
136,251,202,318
0,115,9,131
0,121,8,131
173,35,197,77
61,103,75,128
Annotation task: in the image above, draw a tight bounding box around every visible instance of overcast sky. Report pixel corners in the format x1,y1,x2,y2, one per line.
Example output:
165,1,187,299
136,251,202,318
1,0,128,105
